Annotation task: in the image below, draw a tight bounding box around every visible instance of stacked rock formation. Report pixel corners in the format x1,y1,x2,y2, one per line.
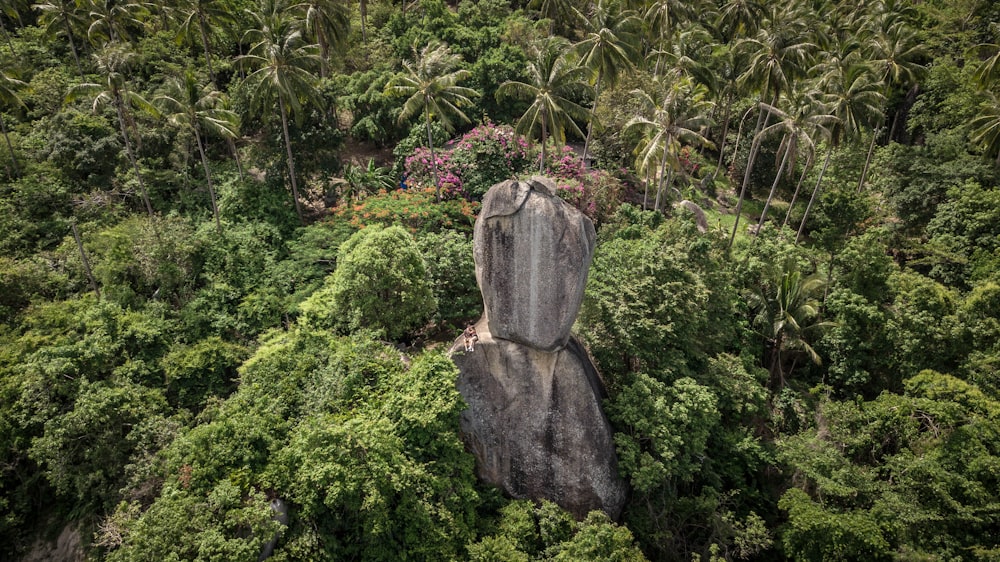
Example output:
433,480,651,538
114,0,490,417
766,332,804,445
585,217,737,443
450,177,628,519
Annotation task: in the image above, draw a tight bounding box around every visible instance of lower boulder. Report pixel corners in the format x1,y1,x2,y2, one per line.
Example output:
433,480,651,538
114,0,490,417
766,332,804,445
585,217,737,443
450,321,628,519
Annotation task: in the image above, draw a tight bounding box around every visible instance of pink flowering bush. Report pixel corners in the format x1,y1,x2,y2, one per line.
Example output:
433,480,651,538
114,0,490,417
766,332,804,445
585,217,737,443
403,148,465,199
540,146,624,224
402,122,533,200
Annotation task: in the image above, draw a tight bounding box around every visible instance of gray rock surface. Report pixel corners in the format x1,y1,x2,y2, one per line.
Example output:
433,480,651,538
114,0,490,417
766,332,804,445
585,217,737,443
474,177,596,351
451,321,627,519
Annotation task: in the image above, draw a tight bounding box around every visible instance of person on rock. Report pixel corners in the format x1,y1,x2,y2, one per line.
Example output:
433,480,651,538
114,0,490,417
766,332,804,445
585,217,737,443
464,325,479,352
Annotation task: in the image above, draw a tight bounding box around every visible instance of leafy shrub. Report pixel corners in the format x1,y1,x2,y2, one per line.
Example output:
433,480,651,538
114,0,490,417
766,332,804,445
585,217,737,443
416,230,480,325
300,225,437,340
329,188,479,235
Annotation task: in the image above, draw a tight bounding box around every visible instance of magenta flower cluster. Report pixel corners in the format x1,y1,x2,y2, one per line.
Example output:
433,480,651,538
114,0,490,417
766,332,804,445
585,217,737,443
404,148,464,198
403,122,533,199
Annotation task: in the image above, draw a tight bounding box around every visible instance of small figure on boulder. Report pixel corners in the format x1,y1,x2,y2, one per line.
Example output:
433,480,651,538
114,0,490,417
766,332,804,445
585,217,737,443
464,325,479,352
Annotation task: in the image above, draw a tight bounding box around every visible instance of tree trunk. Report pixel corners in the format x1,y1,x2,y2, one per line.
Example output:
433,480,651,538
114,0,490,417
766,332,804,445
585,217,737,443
782,157,811,229
0,113,18,179
755,137,793,234
654,148,669,212
115,98,153,216
195,129,221,232
713,96,732,179
539,116,547,174
63,14,85,79
424,104,441,202
360,0,368,42
642,167,650,210
857,124,880,193
317,29,329,79
728,99,772,247
0,21,16,57
582,72,601,166
228,137,244,181
727,105,756,177
198,9,216,85
797,147,832,243
279,96,305,224
72,221,100,299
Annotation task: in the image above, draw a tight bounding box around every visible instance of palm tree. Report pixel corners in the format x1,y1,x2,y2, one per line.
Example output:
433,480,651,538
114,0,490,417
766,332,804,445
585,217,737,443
156,70,239,231
749,259,833,388
497,37,593,174
388,42,477,203
0,0,28,55
856,19,924,193
574,1,640,163
295,0,349,78
642,0,707,74
173,0,235,86
239,0,323,224
752,88,833,234
528,0,580,36
728,0,815,247
85,0,149,45
796,56,882,242
34,0,88,77
67,44,157,216
970,91,1000,166
714,0,764,43
0,69,25,178
625,74,713,211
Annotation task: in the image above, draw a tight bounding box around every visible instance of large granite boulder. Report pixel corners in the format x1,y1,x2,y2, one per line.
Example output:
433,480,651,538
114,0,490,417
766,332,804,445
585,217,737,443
450,321,627,519
474,177,597,351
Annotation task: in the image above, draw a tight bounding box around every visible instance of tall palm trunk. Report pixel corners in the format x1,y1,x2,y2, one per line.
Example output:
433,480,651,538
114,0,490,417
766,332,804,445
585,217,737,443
360,0,367,42
279,96,305,224
642,167,651,210
63,14,84,78
755,137,793,233
227,137,244,181
1,113,17,178
539,115,548,174
194,129,221,232
424,104,441,202
712,97,733,180
654,148,670,212
857,124,881,193
115,97,153,216
796,146,832,243
582,72,602,165
198,10,216,85
729,98,774,247
782,158,811,229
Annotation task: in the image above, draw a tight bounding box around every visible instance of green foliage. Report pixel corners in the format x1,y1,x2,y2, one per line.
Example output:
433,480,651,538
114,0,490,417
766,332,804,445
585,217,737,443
580,205,736,380
162,337,249,411
28,379,169,512
924,180,1000,287
779,488,892,561
89,215,201,307
112,330,481,561
0,166,73,256
609,374,719,491
329,187,479,234
103,486,278,561
778,372,1000,560
40,109,123,189
300,225,436,340
334,67,404,146
887,270,965,377
415,230,480,325
469,500,648,561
